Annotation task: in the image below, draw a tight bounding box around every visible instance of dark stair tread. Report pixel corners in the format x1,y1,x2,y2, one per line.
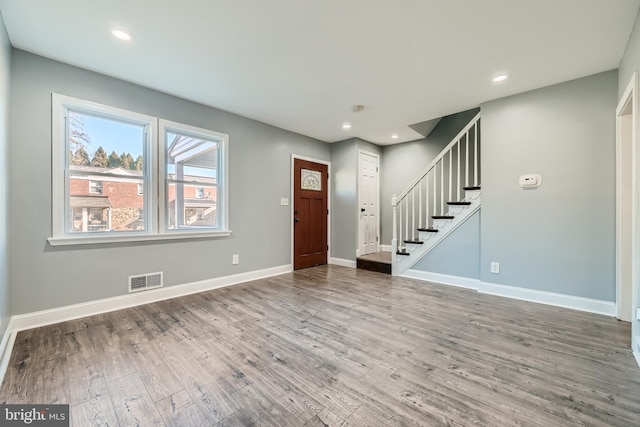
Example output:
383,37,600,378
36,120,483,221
463,186,481,190
432,215,454,219
417,228,439,233
396,251,411,256
447,201,471,206
403,240,424,245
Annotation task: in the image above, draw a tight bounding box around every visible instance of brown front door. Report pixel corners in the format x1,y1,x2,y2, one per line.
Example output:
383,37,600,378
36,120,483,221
294,158,328,270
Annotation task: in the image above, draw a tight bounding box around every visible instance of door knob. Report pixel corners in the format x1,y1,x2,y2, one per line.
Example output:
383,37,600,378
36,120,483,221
295,218,300,222
360,208,366,212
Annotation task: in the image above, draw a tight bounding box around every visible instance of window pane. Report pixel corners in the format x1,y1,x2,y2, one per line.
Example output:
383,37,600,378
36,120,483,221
167,182,217,229
67,111,146,233
166,131,219,230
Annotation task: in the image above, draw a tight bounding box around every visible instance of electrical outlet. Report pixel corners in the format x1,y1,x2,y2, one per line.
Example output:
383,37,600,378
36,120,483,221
280,197,289,206
232,254,239,265
490,262,500,274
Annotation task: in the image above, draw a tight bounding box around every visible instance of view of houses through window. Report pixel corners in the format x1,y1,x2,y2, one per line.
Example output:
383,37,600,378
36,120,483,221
68,111,146,233
63,104,221,236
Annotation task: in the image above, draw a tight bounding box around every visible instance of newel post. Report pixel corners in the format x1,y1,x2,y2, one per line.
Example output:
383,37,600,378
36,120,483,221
391,194,398,275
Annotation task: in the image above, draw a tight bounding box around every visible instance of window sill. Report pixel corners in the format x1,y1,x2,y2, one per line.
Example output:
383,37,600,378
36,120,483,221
47,230,232,246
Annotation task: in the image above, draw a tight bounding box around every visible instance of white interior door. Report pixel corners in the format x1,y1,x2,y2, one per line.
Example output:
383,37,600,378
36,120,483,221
358,151,379,256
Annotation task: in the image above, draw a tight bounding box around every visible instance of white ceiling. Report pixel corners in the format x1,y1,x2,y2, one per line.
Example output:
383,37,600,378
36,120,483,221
1,0,638,145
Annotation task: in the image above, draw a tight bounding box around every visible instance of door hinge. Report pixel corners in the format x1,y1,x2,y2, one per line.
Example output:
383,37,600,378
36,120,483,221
376,236,379,242
376,167,379,172
327,245,329,251
327,209,329,215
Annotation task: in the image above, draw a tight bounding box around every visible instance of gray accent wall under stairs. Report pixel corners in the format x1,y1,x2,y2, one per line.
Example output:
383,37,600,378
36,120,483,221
412,210,480,279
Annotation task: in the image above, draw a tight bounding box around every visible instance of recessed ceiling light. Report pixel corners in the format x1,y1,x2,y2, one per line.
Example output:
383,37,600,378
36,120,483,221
111,29,132,41
391,134,399,139
342,122,351,130
493,74,509,83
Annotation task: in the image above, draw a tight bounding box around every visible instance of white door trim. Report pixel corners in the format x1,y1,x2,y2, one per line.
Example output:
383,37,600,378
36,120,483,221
357,150,380,256
291,154,331,268
616,71,639,359
616,74,636,321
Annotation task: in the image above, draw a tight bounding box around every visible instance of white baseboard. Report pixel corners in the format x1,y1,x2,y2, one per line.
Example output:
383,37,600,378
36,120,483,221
329,257,357,268
402,270,616,317
380,245,392,252
0,264,293,386
634,350,640,369
9,264,292,333
479,281,616,317
402,269,480,290
0,319,17,389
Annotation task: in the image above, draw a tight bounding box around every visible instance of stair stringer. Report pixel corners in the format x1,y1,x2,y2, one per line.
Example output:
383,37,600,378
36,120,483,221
392,191,480,275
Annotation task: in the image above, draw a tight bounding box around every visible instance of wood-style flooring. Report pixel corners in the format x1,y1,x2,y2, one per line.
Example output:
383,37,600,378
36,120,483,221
1,265,640,426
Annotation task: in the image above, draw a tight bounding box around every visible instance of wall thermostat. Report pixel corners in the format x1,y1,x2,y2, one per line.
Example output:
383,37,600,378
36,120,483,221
519,174,542,188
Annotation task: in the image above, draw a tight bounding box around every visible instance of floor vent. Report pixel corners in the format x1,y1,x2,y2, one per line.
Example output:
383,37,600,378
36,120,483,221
128,272,163,293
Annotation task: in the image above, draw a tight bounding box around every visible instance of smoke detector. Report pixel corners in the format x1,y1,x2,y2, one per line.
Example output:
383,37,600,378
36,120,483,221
352,105,365,113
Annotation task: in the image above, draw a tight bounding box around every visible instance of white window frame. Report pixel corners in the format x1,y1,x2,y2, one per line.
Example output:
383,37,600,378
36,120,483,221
159,119,229,235
49,94,231,246
89,180,103,194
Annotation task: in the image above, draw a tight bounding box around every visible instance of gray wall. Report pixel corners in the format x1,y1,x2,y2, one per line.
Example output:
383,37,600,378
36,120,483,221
480,70,617,301
10,50,329,315
412,210,480,278
0,15,10,339
619,8,640,97
380,109,480,245
330,138,357,260
329,138,381,261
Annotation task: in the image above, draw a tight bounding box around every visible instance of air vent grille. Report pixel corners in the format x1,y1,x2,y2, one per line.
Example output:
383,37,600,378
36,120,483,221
128,272,163,293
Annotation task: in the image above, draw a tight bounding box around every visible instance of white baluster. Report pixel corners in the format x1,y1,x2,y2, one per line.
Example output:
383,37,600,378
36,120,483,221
406,197,410,244
440,160,444,215
465,131,469,188
425,171,429,229
448,148,452,204
433,165,437,220
392,194,398,254
418,180,422,229
457,140,461,201
398,201,402,252
411,188,415,240
474,122,479,187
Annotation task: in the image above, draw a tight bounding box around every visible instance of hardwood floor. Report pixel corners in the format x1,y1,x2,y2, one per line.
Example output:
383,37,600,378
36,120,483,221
1,265,640,426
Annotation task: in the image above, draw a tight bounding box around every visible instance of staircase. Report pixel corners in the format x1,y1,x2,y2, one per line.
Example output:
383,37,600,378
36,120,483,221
392,112,481,275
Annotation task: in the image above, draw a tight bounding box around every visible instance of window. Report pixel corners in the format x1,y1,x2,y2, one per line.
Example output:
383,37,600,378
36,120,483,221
50,94,230,245
89,180,103,194
161,119,227,232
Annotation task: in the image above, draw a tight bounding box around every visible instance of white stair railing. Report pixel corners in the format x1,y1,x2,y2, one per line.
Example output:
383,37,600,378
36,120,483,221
392,113,481,256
